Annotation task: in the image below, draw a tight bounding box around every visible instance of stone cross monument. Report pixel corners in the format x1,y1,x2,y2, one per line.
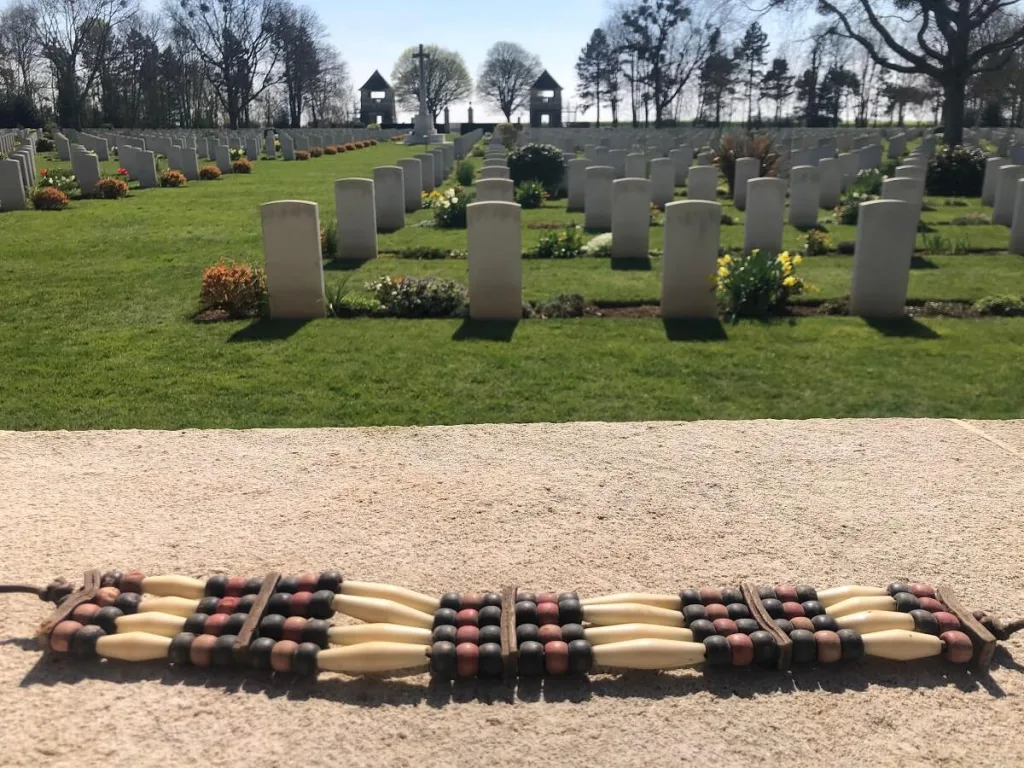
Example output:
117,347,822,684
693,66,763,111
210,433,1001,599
406,44,440,145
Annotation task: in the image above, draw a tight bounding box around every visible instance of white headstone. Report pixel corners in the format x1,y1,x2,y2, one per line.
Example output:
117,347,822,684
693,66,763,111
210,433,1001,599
625,153,647,178
789,165,820,229
818,157,841,209
395,158,423,212
611,178,651,259
566,158,590,212
733,157,760,211
260,200,327,319
373,166,406,232
687,166,719,202
670,146,693,187
993,164,1024,226
743,178,786,254
583,165,615,232
335,178,378,261
662,200,721,318
0,159,27,211
475,178,514,203
650,158,675,208
416,153,436,192
467,202,522,320
850,200,917,317
981,157,1004,207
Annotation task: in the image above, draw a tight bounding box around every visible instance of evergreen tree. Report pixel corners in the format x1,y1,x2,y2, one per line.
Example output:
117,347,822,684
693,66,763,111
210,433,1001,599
760,57,793,124
576,29,616,125
733,21,769,126
697,28,736,126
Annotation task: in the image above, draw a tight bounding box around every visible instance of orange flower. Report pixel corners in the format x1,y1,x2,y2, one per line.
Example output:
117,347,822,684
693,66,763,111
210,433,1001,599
40,168,48,175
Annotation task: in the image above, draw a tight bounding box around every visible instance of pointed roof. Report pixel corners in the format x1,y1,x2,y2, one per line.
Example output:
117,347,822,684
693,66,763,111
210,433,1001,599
360,70,391,92
532,70,561,91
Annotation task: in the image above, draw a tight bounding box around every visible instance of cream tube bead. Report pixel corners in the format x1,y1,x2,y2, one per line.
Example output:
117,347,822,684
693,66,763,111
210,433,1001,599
95,632,172,661
592,638,706,670
328,624,433,646
137,596,200,617
861,629,943,661
584,623,694,645
580,593,682,609
332,594,434,629
835,610,914,634
140,575,206,599
816,585,888,607
317,642,430,674
825,595,897,618
582,603,685,627
115,612,187,638
338,581,440,614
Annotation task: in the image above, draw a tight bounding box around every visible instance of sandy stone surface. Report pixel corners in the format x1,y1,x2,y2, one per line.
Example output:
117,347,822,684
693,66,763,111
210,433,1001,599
1,419,1022,767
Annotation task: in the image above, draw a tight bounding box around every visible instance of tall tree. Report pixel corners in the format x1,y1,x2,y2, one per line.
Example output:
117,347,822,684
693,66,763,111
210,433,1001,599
760,56,794,123
697,28,737,125
0,3,40,101
734,21,769,125
817,64,859,125
391,44,472,122
771,0,1024,145
476,41,541,121
576,28,616,125
269,3,322,128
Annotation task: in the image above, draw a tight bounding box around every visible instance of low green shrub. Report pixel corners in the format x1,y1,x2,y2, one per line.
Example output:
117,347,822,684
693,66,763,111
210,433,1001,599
515,180,547,209
200,261,267,318
716,249,808,319
508,143,565,194
395,246,457,260
528,224,585,258
943,198,969,207
495,123,518,150
320,222,338,258
851,168,884,196
804,229,833,256
455,160,475,186
832,192,877,225
424,186,470,228
927,145,985,197
36,137,54,152
973,294,1024,316
951,213,990,226
721,213,736,225
366,275,467,318
37,168,79,195
527,293,588,318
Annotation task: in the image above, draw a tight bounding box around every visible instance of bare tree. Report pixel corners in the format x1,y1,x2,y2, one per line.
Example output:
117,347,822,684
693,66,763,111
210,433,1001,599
0,3,40,100
477,41,541,121
391,44,471,121
308,42,351,126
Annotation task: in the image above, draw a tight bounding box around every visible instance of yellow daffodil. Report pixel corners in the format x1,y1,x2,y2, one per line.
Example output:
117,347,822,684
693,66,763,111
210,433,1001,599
793,254,803,265
783,263,792,274
721,254,732,264
718,267,730,277
783,276,797,287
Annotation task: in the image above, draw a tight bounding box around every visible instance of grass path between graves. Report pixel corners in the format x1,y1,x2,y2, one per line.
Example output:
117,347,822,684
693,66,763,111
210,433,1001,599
0,143,1022,429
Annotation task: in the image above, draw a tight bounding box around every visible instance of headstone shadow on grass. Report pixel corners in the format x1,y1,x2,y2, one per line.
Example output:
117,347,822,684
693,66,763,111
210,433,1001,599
451,318,518,342
228,318,312,342
862,316,941,339
662,318,728,342
910,255,940,269
610,257,652,271
323,258,367,272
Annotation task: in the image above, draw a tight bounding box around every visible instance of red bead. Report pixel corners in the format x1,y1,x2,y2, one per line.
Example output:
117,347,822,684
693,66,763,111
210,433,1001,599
459,593,484,610
71,603,101,624
283,616,306,643
190,634,217,667
933,611,961,634
774,585,799,603
95,587,120,607
215,596,240,614
295,573,319,593
790,616,814,632
941,631,973,663
120,571,145,594
537,592,558,604
726,633,754,665
536,602,560,626
289,592,313,617
538,624,562,644
225,577,247,598
699,587,722,605
712,618,738,636
917,597,947,613
544,641,569,675
455,609,479,627
704,603,729,621
455,625,480,645
456,642,479,677
782,601,805,619
203,613,229,636
271,640,298,672
50,620,83,653
910,582,935,599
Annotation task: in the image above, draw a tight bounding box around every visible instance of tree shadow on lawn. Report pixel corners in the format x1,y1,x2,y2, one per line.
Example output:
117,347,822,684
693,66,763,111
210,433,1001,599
863,316,941,339
452,318,518,342
228,318,312,342
662,318,728,342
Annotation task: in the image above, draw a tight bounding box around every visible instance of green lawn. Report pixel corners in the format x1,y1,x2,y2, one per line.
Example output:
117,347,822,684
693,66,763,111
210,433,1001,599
0,143,1022,430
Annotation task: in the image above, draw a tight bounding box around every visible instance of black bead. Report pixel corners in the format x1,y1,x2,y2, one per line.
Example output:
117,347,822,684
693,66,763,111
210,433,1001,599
237,594,258,614
69,625,105,659
773,618,794,635
683,604,707,624
212,635,237,666
267,592,291,616
169,632,195,665
567,639,593,674
726,602,751,620
517,640,545,676
801,600,825,618
517,591,538,604
249,637,276,670
113,592,141,615
735,618,760,635
516,623,539,644
243,577,264,595
790,629,817,664
557,598,583,624
558,592,579,603
440,592,461,610
703,634,731,666
721,587,744,605
795,585,818,602
479,605,502,627
259,614,286,641
224,612,248,635
301,619,330,648
433,625,457,644
482,592,503,608
560,623,585,642
204,575,228,598
93,606,123,635
811,614,839,632
910,609,940,635
895,592,920,612
430,641,457,679
762,598,785,619
309,590,336,620
887,581,911,596
479,625,502,645
479,642,503,678
757,586,777,601
433,608,458,628
316,571,343,593
749,630,778,666
196,596,221,615
689,619,716,643
276,576,300,594
293,642,319,676
515,601,538,625
101,570,123,589
838,628,864,660
680,589,702,606
183,613,207,635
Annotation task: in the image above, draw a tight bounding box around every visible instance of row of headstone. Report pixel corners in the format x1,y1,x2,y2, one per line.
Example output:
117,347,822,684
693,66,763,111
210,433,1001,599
0,136,38,210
